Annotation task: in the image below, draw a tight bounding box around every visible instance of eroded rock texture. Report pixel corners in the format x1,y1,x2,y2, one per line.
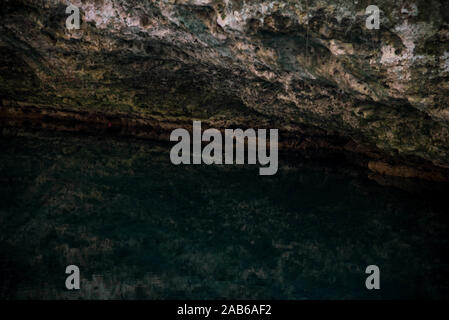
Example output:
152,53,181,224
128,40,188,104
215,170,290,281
1,0,449,174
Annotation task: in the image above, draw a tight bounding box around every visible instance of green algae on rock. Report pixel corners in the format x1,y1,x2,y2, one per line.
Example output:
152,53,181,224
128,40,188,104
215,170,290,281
1,0,449,177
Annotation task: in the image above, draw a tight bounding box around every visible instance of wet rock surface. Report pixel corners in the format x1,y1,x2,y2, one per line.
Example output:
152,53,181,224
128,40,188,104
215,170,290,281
1,0,449,176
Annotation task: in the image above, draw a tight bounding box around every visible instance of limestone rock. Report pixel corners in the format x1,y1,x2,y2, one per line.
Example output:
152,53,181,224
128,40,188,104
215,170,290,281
1,0,449,171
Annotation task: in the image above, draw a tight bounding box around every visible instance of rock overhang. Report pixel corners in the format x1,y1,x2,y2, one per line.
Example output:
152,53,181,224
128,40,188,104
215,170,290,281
0,0,449,178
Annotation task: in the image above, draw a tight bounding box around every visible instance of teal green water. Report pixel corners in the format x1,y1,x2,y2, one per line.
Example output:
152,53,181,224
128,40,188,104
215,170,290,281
0,131,448,299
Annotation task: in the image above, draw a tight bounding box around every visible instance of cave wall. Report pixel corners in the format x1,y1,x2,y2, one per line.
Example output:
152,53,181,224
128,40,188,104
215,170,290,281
1,0,449,170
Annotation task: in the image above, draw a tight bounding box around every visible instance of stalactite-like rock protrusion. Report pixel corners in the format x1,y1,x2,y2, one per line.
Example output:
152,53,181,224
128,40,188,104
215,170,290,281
1,0,449,179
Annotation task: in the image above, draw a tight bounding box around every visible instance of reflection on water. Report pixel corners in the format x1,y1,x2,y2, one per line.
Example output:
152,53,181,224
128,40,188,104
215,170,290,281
0,131,448,299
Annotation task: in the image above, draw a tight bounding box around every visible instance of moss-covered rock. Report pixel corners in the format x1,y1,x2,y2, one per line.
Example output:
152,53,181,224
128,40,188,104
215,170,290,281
1,0,448,169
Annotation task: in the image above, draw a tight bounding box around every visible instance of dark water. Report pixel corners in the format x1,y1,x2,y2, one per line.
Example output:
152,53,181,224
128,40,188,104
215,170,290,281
0,130,448,299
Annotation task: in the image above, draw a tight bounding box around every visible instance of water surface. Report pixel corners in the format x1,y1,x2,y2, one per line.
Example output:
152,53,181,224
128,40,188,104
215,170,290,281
0,130,448,299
